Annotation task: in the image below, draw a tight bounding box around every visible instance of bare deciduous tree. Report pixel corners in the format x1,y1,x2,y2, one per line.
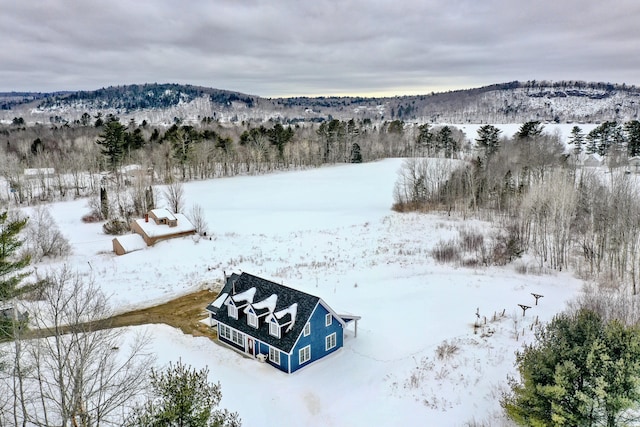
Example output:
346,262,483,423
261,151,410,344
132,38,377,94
163,181,185,214
24,205,72,262
11,267,154,427
187,203,209,236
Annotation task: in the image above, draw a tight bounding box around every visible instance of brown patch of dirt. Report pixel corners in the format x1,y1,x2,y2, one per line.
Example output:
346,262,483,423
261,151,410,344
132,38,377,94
27,289,220,340
105,289,220,339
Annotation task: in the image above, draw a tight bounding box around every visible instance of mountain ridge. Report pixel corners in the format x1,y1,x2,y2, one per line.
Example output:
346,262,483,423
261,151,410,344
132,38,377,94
2,80,639,125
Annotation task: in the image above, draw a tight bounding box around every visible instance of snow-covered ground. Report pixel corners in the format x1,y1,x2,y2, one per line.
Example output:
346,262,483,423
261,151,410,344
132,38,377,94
18,157,586,426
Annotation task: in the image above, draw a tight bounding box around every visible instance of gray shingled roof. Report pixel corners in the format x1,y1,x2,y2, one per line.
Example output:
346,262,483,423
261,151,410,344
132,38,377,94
207,272,320,353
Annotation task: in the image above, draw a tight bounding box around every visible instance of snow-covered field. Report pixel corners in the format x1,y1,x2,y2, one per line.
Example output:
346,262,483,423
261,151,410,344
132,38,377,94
20,157,586,426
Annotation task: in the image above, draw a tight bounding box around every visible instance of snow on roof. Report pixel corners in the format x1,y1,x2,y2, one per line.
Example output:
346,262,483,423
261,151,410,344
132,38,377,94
211,293,228,310
253,294,278,313
274,303,298,332
24,168,54,176
232,287,256,304
133,213,195,238
150,208,177,221
115,234,147,253
120,164,143,173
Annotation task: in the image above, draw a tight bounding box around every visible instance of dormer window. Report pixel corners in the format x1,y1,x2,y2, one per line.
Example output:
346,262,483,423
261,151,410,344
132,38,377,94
227,303,238,319
247,311,258,328
269,318,280,338
303,323,310,337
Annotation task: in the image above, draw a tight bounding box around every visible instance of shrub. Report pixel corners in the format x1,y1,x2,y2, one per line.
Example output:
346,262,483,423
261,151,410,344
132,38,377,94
460,228,484,252
82,212,103,223
435,340,459,361
102,218,130,235
431,239,460,263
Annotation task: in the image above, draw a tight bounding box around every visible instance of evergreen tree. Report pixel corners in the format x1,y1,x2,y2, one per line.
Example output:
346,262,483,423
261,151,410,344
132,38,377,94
350,142,362,163
515,121,544,140
415,123,434,155
624,120,640,157
586,128,599,154
127,360,240,427
267,123,294,158
96,117,127,173
100,186,109,219
0,211,31,337
437,126,456,158
503,309,640,426
568,125,585,155
475,124,501,158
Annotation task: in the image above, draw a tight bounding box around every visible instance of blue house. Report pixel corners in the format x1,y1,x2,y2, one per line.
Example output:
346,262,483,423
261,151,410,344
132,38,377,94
206,272,360,373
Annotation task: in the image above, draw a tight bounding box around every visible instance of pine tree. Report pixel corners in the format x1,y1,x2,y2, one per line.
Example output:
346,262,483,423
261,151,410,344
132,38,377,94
502,309,640,426
515,121,544,140
96,117,127,173
350,142,362,163
624,120,640,157
415,123,434,156
568,126,585,155
0,211,31,338
475,124,501,158
127,360,240,427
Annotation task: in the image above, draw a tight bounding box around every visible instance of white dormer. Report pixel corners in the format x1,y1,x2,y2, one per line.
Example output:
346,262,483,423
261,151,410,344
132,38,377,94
269,317,281,338
247,307,258,328
227,300,238,319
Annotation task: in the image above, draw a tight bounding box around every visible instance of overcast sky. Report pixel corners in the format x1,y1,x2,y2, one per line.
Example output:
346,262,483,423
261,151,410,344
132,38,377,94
1,0,639,97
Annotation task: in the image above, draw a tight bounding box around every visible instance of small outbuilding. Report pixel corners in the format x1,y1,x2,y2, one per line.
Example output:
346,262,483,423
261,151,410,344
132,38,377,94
113,209,196,255
112,233,147,256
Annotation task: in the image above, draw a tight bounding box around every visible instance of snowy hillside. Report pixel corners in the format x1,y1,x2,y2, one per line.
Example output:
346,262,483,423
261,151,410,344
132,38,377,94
23,158,585,426
2,80,639,125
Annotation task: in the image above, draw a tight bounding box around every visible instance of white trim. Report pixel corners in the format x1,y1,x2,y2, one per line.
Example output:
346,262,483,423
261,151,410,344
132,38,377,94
227,303,238,319
299,345,311,365
219,323,231,340
269,318,281,338
325,332,337,350
230,329,244,347
247,310,258,328
325,313,332,327
269,347,280,364
303,322,310,337
218,322,245,347
288,301,319,352
318,299,347,327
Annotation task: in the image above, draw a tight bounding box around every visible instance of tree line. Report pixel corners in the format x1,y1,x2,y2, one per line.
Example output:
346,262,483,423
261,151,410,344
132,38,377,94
0,116,450,211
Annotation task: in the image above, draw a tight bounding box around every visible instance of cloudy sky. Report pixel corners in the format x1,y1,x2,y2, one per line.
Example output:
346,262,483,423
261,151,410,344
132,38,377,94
1,0,638,97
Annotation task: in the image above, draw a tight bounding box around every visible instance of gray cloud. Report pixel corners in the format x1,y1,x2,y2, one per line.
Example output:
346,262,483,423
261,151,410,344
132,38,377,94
1,0,639,96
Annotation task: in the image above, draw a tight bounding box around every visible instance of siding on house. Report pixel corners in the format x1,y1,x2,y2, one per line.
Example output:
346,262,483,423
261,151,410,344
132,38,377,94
288,302,344,372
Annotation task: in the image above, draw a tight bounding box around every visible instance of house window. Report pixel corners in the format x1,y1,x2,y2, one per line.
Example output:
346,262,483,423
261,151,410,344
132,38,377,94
230,329,244,347
219,323,231,340
228,303,238,319
299,345,311,365
247,312,258,328
326,332,337,350
325,313,332,327
269,347,280,364
269,319,280,338
303,323,310,337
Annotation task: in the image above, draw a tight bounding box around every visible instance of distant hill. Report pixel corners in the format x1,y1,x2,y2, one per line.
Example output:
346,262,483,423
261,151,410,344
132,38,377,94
2,80,639,125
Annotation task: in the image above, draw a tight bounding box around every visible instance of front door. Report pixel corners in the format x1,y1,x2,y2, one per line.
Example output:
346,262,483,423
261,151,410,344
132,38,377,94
246,338,254,356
